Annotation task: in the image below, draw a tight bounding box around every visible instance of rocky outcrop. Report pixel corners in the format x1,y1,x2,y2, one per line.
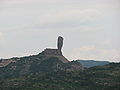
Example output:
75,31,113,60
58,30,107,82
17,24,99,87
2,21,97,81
41,48,62,56
57,36,63,51
41,36,64,56
40,36,69,63
0,59,16,67
40,48,69,63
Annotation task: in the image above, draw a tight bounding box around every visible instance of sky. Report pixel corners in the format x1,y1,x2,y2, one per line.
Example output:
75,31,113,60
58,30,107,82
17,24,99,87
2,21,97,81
0,0,120,62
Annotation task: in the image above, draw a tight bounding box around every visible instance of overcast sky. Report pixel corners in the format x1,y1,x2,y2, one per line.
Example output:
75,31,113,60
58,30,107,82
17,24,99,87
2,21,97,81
0,0,120,62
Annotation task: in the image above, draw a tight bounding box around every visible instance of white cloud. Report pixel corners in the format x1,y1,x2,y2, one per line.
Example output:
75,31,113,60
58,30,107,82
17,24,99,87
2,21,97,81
0,32,4,48
0,0,119,61
70,46,120,62
26,8,102,31
0,32,3,41
0,6,103,34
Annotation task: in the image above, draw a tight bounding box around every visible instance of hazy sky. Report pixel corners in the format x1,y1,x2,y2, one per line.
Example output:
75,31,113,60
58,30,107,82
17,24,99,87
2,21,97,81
0,0,120,62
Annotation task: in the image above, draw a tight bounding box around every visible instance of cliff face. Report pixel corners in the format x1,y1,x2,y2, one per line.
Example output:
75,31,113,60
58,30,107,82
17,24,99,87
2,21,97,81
0,59,17,67
41,49,62,56
41,48,69,63
38,36,69,63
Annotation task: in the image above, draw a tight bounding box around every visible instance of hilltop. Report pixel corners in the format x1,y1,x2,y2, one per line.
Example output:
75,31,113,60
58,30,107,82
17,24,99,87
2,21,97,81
0,53,83,79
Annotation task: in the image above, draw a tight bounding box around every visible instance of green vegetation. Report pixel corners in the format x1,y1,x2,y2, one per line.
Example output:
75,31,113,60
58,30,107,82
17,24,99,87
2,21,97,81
0,62,120,90
0,53,119,90
0,53,83,79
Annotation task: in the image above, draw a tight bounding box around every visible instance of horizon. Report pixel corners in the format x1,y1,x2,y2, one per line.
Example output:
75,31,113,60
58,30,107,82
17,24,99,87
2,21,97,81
0,51,119,63
0,0,120,62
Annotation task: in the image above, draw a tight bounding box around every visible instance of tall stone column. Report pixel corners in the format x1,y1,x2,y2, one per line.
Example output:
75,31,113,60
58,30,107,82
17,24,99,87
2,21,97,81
57,36,63,52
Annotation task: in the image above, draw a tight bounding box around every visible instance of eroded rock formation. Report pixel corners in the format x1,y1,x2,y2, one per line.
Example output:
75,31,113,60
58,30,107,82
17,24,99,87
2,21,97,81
57,36,63,51
41,36,69,63
41,36,64,56
42,49,62,56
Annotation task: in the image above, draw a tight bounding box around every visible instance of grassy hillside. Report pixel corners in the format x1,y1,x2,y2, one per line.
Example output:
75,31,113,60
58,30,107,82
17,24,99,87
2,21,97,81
0,63,120,90
0,54,83,80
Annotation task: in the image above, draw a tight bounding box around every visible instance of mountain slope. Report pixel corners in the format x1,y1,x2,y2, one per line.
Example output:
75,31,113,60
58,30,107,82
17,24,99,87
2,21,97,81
0,63,120,90
0,53,83,79
77,60,109,68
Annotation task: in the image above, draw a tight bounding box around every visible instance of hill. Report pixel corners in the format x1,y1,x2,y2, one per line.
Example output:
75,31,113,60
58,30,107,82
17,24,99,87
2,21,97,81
0,53,83,79
76,60,110,68
0,36,83,82
0,63,119,90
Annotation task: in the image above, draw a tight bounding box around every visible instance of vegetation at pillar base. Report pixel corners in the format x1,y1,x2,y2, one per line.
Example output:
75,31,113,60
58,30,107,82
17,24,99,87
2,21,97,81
0,62,120,90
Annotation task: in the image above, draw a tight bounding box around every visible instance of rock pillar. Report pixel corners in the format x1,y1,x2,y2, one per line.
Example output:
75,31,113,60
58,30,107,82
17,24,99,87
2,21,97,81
57,36,63,52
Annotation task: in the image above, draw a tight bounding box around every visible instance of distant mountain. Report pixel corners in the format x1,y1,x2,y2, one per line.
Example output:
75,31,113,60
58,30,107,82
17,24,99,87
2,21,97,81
76,60,110,68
